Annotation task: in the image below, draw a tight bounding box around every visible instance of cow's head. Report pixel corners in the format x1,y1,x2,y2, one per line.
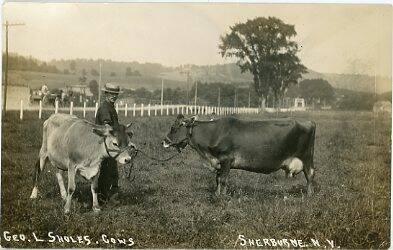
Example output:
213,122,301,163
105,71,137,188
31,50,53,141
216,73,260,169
162,114,196,151
93,123,136,164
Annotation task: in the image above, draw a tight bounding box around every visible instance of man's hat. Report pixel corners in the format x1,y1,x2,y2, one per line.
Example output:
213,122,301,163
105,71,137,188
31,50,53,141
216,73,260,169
102,83,121,94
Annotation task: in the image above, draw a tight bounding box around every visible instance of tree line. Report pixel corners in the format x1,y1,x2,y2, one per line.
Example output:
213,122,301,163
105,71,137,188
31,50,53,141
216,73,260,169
123,79,335,108
3,53,61,73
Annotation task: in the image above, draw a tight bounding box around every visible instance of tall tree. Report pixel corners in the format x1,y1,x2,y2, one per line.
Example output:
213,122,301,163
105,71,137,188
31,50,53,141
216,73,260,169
126,67,133,76
70,60,76,72
219,17,307,108
298,79,335,104
90,68,99,76
88,80,99,99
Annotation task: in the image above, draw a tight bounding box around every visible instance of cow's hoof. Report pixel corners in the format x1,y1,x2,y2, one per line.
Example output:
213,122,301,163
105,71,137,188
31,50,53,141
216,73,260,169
93,206,101,213
30,187,38,199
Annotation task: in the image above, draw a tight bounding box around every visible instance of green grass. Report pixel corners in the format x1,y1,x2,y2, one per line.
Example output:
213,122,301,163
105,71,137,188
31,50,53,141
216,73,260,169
1,111,391,248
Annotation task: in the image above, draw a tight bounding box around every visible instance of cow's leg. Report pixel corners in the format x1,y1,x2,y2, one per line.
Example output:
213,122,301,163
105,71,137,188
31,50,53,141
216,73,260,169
215,160,231,196
91,173,100,212
56,170,67,201
31,122,49,199
64,167,76,214
30,155,47,199
303,166,315,196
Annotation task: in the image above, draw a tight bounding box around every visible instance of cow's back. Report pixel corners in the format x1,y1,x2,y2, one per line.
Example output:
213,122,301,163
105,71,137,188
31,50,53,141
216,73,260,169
212,117,314,173
44,114,102,169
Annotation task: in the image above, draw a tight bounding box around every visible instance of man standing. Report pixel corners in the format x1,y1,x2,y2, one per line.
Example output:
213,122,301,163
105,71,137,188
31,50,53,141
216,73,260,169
41,83,49,103
95,83,121,203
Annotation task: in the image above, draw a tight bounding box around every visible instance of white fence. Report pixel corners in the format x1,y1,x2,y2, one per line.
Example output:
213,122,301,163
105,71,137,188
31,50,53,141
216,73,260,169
16,100,263,120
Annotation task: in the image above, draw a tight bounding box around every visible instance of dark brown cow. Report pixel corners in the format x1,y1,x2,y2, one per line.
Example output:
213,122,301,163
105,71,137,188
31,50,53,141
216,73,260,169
163,115,316,196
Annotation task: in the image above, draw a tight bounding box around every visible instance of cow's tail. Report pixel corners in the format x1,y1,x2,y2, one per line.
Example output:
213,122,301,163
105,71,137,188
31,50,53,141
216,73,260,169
308,121,316,169
303,121,316,196
30,119,49,199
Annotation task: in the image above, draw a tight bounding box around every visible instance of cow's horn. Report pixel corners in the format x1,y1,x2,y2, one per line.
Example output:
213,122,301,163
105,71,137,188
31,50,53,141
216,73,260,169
126,122,133,128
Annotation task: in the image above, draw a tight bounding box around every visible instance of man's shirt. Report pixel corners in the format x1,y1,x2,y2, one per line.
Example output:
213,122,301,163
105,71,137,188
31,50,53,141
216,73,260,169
95,100,119,127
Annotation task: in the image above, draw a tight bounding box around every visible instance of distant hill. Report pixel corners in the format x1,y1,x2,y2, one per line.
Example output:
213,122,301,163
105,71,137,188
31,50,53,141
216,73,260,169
4,55,391,94
303,69,392,94
160,64,391,94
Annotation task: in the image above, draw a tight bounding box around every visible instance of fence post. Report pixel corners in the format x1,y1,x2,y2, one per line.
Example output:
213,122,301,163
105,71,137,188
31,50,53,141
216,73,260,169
133,103,136,117
172,105,175,115
148,103,151,116
38,100,42,119
55,100,59,114
70,101,73,115
141,103,144,117
83,101,86,118
176,105,179,115
161,104,163,116
125,103,128,117
116,103,119,114
166,105,169,116
155,105,157,116
19,100,23,120
94,102,98,117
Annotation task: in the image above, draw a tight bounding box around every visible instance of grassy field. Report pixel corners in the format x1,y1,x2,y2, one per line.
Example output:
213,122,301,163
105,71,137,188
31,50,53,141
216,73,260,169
8,70,185,91
1,110,391,248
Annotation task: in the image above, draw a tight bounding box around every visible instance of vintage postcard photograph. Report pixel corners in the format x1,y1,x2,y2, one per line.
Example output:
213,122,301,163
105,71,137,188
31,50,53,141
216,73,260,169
1,2,392,249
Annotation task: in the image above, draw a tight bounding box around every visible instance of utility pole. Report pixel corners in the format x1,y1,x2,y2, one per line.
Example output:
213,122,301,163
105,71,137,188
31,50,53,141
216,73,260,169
180,66,191,104
194,81,198,106
234,88,237,107
161,78,164,106
248,91,251,108
217,87,221,108
98,61,102,104
2,21,25,114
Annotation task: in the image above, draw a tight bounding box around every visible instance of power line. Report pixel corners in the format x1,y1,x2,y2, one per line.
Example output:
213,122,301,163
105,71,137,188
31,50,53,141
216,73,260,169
180,66,192,105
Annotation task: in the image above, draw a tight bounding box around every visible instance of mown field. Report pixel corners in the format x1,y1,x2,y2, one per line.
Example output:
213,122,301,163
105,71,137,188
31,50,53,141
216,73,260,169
1,110,391,248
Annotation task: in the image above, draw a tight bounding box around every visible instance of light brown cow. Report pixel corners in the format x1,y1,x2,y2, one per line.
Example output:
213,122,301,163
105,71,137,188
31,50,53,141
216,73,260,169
30,114,135,214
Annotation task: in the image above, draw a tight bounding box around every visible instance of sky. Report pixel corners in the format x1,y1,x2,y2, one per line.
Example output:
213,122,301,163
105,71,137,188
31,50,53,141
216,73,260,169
2,3,392,77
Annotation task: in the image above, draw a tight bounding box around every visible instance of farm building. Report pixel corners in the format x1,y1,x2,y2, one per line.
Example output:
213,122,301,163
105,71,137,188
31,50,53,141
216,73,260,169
65,84,93,97
2,85,30,110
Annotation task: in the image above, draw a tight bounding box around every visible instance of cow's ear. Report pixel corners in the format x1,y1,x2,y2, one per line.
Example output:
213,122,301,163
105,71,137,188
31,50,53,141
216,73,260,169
93,128,103,137
93,124,113,137
93,128,105,137
93,125,112,137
